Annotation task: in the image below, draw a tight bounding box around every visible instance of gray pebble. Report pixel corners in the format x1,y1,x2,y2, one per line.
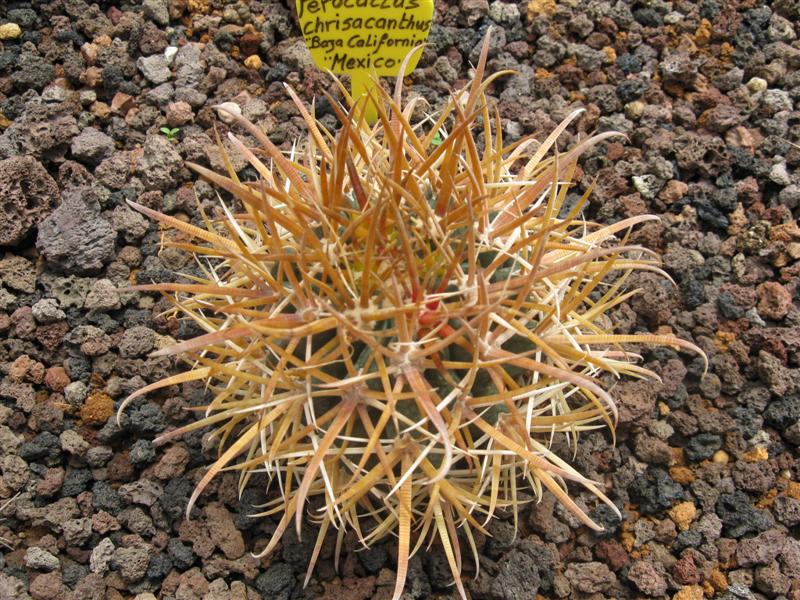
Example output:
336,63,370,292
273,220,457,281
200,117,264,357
143,0,170,26
84,279,121,312
137,55,172,85
70,128,115,166
31,298,66,324
25,547,60,572
36,189,116,275
89,538,115,574
59,429,89,456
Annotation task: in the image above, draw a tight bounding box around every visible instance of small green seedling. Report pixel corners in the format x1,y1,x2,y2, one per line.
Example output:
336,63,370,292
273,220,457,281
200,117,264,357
431,131,444,146
160,127,180,141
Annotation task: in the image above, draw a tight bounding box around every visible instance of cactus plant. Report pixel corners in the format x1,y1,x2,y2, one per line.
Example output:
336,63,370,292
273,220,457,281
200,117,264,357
121,33,704,599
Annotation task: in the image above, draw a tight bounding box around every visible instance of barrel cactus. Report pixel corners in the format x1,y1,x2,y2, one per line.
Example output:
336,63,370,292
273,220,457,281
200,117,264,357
122,33,703,599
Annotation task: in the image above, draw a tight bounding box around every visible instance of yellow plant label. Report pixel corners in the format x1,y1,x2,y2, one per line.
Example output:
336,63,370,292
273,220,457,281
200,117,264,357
297,0,434,119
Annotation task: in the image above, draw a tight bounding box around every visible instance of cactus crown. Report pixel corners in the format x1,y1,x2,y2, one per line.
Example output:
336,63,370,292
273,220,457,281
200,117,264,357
122,33,704,600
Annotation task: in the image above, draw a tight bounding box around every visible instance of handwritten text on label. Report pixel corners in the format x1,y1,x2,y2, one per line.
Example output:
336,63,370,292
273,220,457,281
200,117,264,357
296,0,433,77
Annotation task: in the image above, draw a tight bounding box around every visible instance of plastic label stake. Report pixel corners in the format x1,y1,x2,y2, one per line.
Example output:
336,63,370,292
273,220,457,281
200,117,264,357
297,0,434,123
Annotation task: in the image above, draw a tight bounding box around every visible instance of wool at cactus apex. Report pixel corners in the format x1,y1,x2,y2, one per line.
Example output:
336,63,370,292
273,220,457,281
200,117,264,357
298,0,420,19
